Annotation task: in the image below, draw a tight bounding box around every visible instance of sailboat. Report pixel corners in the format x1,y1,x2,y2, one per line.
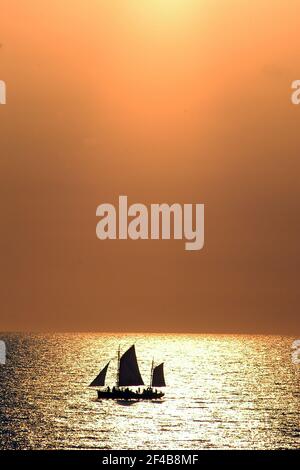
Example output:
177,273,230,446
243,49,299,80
89,345,166,400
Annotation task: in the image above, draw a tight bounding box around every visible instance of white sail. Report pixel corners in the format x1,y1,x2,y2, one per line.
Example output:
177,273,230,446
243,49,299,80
152,363,166,387
118,345,144,386
89,362,110,387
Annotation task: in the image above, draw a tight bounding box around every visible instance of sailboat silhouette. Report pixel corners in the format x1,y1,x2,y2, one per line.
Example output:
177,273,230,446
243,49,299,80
89,345,166,400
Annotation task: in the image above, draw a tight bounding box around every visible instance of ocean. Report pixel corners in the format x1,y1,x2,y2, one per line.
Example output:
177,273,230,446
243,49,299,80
0,333,299,450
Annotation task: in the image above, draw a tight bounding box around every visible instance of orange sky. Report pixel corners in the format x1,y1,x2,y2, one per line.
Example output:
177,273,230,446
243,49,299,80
1,1,300,333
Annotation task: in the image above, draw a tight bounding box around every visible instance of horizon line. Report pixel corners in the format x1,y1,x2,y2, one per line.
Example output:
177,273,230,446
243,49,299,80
0,330,297,337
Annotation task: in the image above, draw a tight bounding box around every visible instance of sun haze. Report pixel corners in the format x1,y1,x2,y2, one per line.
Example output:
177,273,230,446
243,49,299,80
0,1,300,333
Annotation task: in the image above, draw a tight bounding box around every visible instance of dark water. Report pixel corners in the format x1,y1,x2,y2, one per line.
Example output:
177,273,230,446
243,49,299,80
0,333,299,449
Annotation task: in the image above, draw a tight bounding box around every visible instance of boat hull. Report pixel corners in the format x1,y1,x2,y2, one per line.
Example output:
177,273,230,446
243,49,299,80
97,389,164,400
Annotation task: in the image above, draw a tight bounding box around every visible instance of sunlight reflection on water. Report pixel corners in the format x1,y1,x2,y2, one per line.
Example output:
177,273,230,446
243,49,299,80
0,333,299,449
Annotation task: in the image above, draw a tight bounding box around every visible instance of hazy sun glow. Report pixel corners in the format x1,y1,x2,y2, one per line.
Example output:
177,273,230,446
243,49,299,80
1,1,300,334
130,0,201,31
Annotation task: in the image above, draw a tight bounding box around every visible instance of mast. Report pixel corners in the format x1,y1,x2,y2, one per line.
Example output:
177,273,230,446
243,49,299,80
116,345,121,388
150,358,154,388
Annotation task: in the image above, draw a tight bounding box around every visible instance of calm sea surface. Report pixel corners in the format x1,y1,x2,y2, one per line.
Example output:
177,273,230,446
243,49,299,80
0,333,299,450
